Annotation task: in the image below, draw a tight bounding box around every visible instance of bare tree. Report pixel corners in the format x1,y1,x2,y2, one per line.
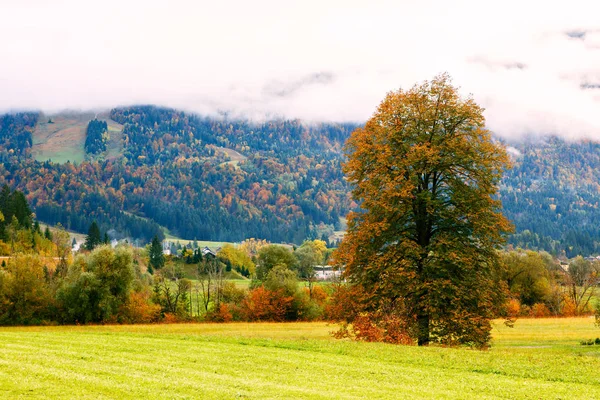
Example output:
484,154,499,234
197,257,225,313
563,257,600,314
153,264,190,315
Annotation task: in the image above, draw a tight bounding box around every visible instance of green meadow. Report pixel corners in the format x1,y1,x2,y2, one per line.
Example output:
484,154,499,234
0,318,599,399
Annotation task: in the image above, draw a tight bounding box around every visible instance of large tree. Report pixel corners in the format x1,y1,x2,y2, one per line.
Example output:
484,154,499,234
336,74,512,347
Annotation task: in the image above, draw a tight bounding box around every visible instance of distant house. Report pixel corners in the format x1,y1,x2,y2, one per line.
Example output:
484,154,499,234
314,265,342,281
72,240,81,252
202,246,217,258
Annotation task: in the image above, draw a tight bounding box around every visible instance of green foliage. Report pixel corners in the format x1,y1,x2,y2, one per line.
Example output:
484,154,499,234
57,245,136,323
217,244,254,277
0,254,54,325
264,265,298,297
44,225,52,241
255,245,296,281
148,235,164,272
294,240,325,279
84,119,108,155
500,250,553,306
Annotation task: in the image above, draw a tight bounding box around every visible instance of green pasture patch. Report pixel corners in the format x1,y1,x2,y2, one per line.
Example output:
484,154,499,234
1,318,599,399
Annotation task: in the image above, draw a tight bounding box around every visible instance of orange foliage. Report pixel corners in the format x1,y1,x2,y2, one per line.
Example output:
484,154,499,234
562,297,577,317
324,283,363,322
530,303,551,318
506,298,521,319
240,286,294,321
117,291,162,323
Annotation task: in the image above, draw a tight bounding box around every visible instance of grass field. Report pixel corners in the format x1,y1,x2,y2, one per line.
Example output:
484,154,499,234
31,112,123,164
1,318,599,399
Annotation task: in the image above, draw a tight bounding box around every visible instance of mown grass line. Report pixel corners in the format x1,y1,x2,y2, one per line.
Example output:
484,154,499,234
0,319,599,399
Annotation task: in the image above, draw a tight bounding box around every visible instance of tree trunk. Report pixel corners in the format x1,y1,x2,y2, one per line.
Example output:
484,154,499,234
417,313,430,346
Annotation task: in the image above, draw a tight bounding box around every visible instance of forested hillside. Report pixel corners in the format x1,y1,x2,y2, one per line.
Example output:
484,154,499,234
0,107,356,244
1,107,599,254
501,138,600,257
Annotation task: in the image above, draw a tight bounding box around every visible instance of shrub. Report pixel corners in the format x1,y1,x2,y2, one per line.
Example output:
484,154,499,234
530,303,551,318
221,282,247,304
117,291,161,324
240,286,294,321
334,312,413,345
207,303,234,322
505,298,521,319
292,289,322,321
307,285,329,307
562,297,577,317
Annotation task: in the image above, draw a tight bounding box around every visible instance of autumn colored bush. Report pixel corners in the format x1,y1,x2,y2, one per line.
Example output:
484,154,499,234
117,291,162,323
162,313,181,323
530,303,551,318
333,312,413,345
240,286,294,321
562,297,577,317
324,283,363,322
207,303,234,322
506,298,521,319
306,285,328,307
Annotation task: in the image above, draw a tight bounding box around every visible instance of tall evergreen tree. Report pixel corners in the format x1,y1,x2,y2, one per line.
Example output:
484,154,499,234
44,226,53,241
148,235,165,273
84,221,102,251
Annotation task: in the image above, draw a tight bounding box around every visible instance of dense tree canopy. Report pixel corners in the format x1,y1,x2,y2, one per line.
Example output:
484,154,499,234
336,74,512,347
84,119,108,155
2,106,600,252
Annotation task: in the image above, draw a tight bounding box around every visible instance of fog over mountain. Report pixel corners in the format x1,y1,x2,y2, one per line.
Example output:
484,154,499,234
1,0,599,139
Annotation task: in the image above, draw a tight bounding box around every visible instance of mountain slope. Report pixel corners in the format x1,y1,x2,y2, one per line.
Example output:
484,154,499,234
0,107,356,244
1,107,600,255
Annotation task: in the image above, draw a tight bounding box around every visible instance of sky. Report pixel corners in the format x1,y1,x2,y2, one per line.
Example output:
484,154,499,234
1,0,599,139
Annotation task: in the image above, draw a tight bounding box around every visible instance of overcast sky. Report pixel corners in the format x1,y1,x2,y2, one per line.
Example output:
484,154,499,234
1,0,599,139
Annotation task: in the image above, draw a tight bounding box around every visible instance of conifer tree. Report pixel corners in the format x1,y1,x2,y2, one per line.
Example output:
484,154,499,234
148,235,165,272
84,221,102,251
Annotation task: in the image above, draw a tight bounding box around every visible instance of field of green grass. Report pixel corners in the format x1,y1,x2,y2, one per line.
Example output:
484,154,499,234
31,112,123,164
1,317,599,399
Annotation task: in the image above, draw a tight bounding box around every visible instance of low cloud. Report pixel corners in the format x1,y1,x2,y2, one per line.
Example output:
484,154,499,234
1,0,600,140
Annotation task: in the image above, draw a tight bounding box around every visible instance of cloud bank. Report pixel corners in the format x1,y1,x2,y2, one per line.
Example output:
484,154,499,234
1,0,600,139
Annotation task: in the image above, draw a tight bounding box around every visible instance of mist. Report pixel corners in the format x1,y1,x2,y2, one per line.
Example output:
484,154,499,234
1,0,600,140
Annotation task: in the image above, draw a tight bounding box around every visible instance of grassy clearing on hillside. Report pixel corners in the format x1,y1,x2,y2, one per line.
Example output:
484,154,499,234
1,318,599,399
32,112,123,164
215,146,247,168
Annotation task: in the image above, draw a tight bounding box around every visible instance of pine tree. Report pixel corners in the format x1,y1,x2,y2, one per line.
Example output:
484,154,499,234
84,221,102,251
148,235,165,272
44,226,53,241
